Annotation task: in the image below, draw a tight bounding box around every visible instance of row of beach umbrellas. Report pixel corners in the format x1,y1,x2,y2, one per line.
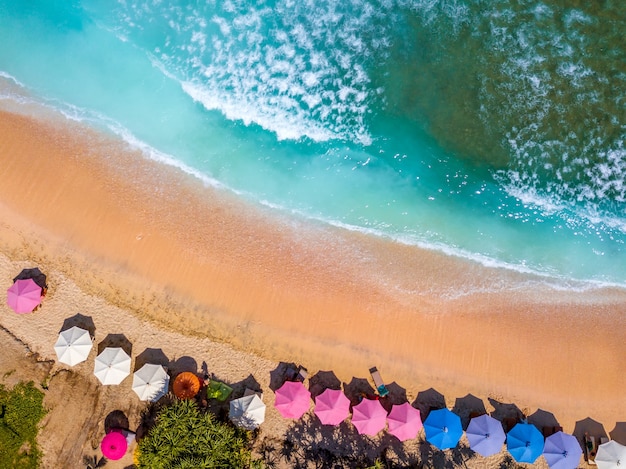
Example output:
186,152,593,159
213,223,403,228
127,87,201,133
6,276,622,467
53,323,260,421
54,325,172,402
272,380,587,468
49,325,626,468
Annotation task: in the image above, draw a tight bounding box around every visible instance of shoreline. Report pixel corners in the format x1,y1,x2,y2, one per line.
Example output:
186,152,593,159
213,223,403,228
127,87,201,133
1,105,625,441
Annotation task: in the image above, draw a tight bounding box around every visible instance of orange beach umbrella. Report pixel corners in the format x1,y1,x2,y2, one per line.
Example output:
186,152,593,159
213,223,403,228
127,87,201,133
173,372,200,399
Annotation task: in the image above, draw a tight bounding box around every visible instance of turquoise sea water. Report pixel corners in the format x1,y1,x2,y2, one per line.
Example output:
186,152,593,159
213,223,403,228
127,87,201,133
0,1,625,288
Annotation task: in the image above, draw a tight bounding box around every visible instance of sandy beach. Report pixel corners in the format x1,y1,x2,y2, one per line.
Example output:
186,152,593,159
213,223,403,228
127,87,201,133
1,107,625,467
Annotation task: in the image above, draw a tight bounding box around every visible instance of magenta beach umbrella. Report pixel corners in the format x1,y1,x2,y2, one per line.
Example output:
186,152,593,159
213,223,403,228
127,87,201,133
7,278,42,313
351,398,387,436
101,431,127,460
274,381,311,419
314,388,351,426
387,402,423,441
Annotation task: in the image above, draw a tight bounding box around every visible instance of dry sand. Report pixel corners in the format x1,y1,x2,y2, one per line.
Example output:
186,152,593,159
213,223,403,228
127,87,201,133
0,105,625,468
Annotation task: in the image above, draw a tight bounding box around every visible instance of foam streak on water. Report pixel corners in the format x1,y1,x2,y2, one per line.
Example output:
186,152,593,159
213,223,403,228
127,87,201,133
0,0,625,289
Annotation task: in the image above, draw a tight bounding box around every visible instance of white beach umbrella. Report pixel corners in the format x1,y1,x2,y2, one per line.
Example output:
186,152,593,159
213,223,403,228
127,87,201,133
596,440,626,469
132,364,170,402
229,394,266,430
94,347,131,385
54,326,93,366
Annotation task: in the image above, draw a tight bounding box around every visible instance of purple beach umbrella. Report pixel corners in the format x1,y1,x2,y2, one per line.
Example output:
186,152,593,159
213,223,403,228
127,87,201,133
314,388,350,426
274,381,311,419
387,402,423,441
466,414,506,457
543,431,583,469
351,398,387,436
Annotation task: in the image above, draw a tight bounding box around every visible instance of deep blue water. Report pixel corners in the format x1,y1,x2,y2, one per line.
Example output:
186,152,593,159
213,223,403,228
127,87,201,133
1,0,625,288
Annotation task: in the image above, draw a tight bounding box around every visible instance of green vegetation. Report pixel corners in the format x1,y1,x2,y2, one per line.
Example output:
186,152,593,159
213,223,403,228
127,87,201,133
0,381,47,469
135,399,261,469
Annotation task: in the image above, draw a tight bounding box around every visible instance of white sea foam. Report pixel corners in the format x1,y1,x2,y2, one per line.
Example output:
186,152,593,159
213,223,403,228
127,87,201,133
115,0,406,145
0,71,26,88
476,2,626,232
254,194,624,291
3,72,623,291
0,75,230,194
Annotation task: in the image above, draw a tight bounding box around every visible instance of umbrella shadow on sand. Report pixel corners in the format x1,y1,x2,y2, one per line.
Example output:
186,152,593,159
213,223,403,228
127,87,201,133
418,438,475,469
343,377,376,406
134,348,170,372
60,313,96,339
452,394,487,430
169,356,197,375
13,267,48,291
609,422,626,445
97,334,133,357
269,362,298,392
271,412,420,468
528,408,561,435
231,374,263,399
105,410,130,433
308,370,342,399
573,417,608,442
270,362,297,391
488,398,525,432
412,388,446,422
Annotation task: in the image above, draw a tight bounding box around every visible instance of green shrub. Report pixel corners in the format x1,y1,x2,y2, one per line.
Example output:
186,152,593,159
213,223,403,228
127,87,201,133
136,399,260,469
0,381,47,469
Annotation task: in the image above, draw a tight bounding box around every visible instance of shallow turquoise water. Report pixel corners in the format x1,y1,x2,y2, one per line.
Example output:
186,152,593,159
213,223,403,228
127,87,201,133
0,0,625,288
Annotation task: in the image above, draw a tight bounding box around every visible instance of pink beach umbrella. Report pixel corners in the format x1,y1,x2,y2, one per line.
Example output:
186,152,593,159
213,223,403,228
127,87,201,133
314,388,351,426
6,278,42,313
274,381,311,419
387,402,423,441
351,398,387,436
101,431,128,460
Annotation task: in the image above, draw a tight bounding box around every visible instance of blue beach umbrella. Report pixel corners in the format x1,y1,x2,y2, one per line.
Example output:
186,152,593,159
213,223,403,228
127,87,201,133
506,422,545,464
466,414,506,457
424,408,463,450
543,431,583,469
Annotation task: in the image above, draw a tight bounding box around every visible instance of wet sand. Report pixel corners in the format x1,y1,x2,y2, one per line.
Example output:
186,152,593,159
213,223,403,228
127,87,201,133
0,107,625,465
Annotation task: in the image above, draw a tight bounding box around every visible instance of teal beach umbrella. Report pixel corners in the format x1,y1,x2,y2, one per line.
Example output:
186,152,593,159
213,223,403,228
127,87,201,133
424,408,463,450
506,422,544,463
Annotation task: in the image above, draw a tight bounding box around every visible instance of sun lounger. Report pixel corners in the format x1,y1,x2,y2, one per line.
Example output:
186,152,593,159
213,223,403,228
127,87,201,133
369,367,389,398
584,432,598,465
296,366,308,382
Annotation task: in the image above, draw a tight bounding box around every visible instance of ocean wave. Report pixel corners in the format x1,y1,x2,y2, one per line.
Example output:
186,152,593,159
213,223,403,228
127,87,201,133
0,71,26,87
474,1,626,226
0,76,229,193
255,194,626,291
113,0,404,145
